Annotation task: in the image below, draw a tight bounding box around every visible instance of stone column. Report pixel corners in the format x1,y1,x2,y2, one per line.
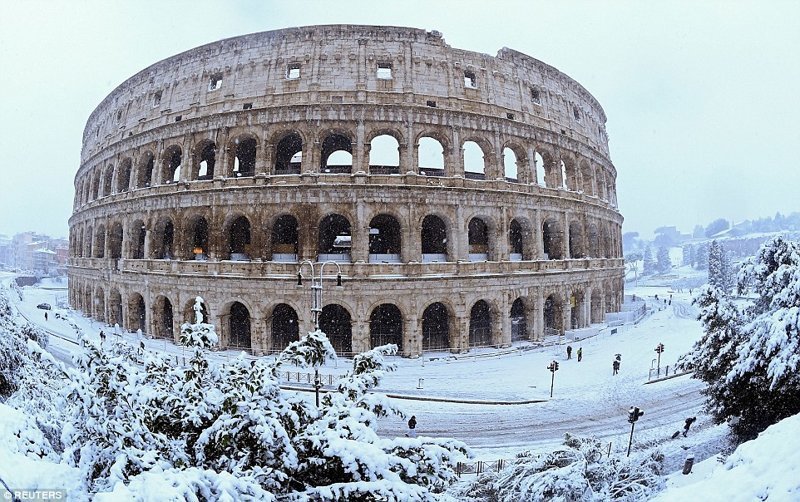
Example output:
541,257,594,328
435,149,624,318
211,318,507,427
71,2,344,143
250,315,266,356
454,205,466,261
353,122,366,173
498,295,511,347
563,211,571,259
352,319,369,354
261,139,274,175
405,313,420,357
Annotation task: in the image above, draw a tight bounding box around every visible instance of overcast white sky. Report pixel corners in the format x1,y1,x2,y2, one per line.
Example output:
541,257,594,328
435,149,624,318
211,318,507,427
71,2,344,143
1,0,798,240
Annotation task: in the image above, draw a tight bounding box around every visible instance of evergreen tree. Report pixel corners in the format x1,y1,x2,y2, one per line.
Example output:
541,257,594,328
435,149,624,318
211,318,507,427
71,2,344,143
721,246,736,292
642,245,656,276
682,244,694,267
688,237,800,441
656,246,671,273
707,240,724,287
695,243,709,270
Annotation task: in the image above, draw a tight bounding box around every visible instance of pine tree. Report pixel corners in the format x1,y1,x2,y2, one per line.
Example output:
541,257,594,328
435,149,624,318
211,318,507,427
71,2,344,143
695,243,709,270
642,245,656,275
682,244,694,267
689,237,800,441
707,240,723,287
656,246,671,273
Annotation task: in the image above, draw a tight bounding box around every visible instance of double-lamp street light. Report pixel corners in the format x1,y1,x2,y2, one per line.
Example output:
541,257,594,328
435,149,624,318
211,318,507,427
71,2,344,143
297,259,343,407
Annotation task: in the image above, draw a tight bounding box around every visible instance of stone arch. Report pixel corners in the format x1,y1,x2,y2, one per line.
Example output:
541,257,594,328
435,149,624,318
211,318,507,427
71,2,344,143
509,218,524,260
151,216,175,259
421,301,452,352
225,214,252,260
108,222,123,260
320,131,353,173
543,293,564,335
108,288,122,327
93,286,106,322
224,300,252,350
271,214,299,261
128,219,147,260
229,133,258,177
569,288,586,329
186,214,210,260
368,214,402,263
183,297,210,325
102,165,114,196
320,303,352,356
270,303,299,354
538,149,559,188
421,213,450,262
161,145,182,184
369,303,403,351
467,217,490,261
318,213,351,262
153,295,175,339
136,151,155,188
468,299,493,347
587,223,600,258
417,135,445,174
510,297,528,342
591,289,604,323
462,140,486,179
127,292,147,333
91,170,101,200
542,217,564,260
368,129,402,174
93,223,105,258
273,131,304,174
569,220,585,258
116,158,132,192
502,146,518,181
84,226,93,257
193,139,217,180
562,156,579,191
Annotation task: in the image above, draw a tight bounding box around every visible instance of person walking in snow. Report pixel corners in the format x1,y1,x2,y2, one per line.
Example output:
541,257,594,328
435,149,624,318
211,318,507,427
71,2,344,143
99,330,106,344
407,415,418,438
44,312,48,321
683,416,697,437
612,359,620,375
566,345,573,359
577,347,583,362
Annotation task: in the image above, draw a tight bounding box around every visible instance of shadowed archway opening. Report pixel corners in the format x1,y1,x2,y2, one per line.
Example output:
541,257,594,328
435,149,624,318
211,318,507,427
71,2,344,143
320,304,352,356
369,304,403,351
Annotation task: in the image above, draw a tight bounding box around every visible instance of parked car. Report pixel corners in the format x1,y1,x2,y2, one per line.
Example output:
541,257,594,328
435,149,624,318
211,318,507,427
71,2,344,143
36,303,52,310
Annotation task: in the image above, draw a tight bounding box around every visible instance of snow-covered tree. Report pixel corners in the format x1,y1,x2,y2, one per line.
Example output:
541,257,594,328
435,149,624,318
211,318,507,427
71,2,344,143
682,244,694,267
688,237,800,441
695,242,709,270
707,240,724,288
179,296,218,348
642,245,656,276
656,246,671,273
449,434,664,501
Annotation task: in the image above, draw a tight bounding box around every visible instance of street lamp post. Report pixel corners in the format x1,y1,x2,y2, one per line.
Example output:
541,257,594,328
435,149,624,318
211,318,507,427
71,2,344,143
627,406,645,457
654,343,665,376
547,360,559,398
297,259,343,407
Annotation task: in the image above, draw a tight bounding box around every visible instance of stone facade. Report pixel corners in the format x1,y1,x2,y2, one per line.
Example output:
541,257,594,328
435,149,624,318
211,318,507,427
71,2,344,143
68,25,624,357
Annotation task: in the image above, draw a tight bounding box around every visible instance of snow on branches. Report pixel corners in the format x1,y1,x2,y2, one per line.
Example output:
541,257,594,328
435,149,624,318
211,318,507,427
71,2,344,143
179,296,219,348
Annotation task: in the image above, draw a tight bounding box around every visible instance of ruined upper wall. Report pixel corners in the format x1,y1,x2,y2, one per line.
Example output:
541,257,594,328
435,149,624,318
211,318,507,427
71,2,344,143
82,25,610,162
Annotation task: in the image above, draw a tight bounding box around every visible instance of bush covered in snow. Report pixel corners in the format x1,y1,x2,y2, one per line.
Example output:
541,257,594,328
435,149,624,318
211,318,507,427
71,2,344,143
62,329,468,498
449,434,663,501
179,296,219,348
688,236,800,440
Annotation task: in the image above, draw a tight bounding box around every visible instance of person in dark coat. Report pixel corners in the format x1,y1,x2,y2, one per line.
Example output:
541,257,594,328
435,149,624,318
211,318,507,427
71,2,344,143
612,359,620,375
566,345,573,360
577,347,583,362
683,416,697,437
407,415,417,438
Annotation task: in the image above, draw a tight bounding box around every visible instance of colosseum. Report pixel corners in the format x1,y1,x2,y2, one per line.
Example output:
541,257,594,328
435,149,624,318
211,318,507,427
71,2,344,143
68,25,624,357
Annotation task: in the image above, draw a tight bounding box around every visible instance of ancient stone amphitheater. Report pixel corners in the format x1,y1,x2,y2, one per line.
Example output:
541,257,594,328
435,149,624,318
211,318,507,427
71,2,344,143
68,25,624,357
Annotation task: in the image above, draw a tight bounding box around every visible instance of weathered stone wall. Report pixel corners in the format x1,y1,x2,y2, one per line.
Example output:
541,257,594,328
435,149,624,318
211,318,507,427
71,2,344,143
68,25,624,357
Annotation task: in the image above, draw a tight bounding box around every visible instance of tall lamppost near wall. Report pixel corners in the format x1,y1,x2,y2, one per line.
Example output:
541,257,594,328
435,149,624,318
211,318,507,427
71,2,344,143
297,259,343,407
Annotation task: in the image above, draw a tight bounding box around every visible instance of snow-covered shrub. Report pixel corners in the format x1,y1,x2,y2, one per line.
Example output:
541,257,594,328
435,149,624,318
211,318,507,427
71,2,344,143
449,434,663,502
179,296,219,348
63,330,469,498
689,236,800,440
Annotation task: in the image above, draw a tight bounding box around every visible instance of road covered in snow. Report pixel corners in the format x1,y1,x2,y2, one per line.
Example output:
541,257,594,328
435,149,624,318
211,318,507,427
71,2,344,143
5,271,724,470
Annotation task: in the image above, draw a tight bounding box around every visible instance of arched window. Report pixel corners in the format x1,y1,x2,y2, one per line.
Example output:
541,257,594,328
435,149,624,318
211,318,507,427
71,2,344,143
188,216,209,260
228,302,251,350
320,304,352,356
542,219,563,260
131,220,145,259
321,133,352,174
463,141,485,179
369,304,403,351
129,293,146,334
469,300,492,347
421,303,449,352
93,287,105,322
109,289,122,328
274,133,302,174
503,147,518,181
418,137,444,176
93,225,105,258
509,219,524,261
271,215,298,262
152,219,174,259
227,216,251,260
544,294,563,336
587,224,600,258
162,146,182,184
154,296,174,339
581,161,595,196
468,218,489,261
195,141,216,180
318,214,351,262
232,137,257,177
271,304,299,353
369,214,401,263
511,298,527,342
569,221,585,259
108,222,123,260
102,165,114,196
116,159,132,192
421,215,447,262
369,134,400,174
137,152,154,188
